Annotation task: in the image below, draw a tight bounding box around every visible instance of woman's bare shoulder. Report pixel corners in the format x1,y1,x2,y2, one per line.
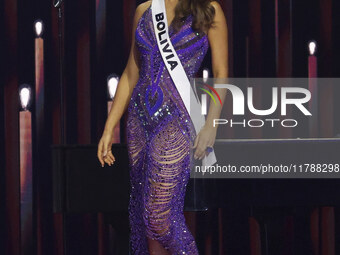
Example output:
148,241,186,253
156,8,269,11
134,1,152,25
136,0,152,15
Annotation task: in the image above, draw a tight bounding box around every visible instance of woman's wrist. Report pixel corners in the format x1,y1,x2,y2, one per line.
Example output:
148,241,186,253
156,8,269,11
203,122,218,131
103,126,114,136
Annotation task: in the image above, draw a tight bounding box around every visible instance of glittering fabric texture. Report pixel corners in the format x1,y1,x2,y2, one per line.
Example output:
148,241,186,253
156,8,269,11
126,4,209,254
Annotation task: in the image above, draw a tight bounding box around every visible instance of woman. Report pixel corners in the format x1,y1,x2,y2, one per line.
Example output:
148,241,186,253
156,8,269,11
97,0,228,253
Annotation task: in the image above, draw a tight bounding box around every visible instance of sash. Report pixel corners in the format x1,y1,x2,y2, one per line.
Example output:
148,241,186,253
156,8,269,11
151,0,217,167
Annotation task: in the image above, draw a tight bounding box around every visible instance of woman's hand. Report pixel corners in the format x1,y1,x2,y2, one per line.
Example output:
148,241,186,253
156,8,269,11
97,131,115,167
191,125,217,160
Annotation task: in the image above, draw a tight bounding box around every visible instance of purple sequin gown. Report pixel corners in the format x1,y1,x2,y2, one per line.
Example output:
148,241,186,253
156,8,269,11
126,4,209,254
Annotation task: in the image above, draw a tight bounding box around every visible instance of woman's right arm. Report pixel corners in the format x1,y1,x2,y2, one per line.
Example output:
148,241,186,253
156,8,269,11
97,2,150,167
102,3,148,136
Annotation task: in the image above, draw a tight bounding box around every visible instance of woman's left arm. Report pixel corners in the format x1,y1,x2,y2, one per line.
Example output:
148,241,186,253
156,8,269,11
193,1,229,160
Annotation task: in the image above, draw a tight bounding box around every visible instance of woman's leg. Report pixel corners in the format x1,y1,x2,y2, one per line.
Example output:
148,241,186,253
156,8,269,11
143,116,199,255
127,111,149,254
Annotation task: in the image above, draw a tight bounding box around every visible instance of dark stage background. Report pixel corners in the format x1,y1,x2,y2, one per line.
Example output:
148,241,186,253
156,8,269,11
2,0,340,254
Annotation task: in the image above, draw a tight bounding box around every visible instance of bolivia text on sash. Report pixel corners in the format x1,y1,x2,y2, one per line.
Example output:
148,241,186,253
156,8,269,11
155,12,178,71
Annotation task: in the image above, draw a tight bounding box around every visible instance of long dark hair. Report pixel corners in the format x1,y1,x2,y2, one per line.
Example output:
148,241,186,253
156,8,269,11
172,0,216,33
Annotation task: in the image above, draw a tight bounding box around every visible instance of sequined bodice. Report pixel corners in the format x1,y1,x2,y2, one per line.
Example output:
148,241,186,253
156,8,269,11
129,4,209,134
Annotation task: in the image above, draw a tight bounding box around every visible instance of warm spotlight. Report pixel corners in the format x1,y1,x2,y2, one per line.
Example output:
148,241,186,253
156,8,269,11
308,40,317,56
203,68,209,82
107,74,119,100
34,20,44,38
19,85,32,111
